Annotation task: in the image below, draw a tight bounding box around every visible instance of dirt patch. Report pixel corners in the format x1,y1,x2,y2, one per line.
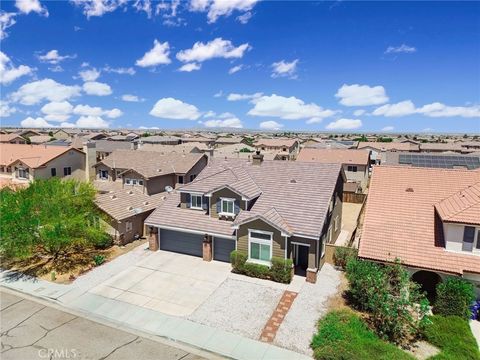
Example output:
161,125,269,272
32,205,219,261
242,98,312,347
1,239,147,284
325,270,350,311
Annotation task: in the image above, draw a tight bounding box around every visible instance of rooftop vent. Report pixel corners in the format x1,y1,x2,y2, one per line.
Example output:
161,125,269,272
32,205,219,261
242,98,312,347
128,190,134,195
157,168,162,172
110,194,117,199
290,179,297,183
143,201,149,205
127,206,133,211
406,187,414,193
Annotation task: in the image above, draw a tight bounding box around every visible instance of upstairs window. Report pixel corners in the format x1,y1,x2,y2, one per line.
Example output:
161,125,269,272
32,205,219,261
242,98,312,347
190,174,197,182
18,168,28,179
178,175,184,184
347,165,358,172
191,194,203,209
99,170,108,180
64,167,72,176
51,168,57,177
462,226,475,252
220,198,235,215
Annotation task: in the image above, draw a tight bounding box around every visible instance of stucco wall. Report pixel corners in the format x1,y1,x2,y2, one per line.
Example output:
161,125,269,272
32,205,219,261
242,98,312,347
444,223,480,255
183,155,208,184
146,174,175,195
33,149,86,181
237,219,285,259
291,236,317,269
104,210,154,245
342,164,369,189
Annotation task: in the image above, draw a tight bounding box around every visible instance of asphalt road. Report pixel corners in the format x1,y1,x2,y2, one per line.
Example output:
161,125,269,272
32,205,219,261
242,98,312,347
0,288,209,360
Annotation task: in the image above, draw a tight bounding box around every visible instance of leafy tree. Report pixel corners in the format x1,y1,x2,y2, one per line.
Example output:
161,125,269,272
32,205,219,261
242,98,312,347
0,178,109,260
239,147,253,153
434,277,475,319
48,131,54,137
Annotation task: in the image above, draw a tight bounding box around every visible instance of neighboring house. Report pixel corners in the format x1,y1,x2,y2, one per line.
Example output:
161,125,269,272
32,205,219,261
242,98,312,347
297,148,370,190
136,142,210,155
181,136,216,146
90,139,133,161
29,135,53,144
53,129,73,140
357,142,419,165
92,150,208,244
0,133,26,144
382,151,480,170
17,130,41,138
459,141,480,151
254,139,300,160
138,136,182,145
81,132,107,141
419,142,466,153
145,154,344,283
215,137,245,147
0,144,86,184
212,144,270,160
359,166,480,298
107,133,138,142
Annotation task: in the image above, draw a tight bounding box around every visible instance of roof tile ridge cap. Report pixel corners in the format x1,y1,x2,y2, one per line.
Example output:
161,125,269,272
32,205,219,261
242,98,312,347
263,206,292,231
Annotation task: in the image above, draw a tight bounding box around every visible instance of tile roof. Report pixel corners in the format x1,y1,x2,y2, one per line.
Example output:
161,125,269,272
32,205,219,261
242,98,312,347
92,140,132,152
357,142,419,152
420,143,464,152
435,182,480,225
0,144,82,168
96,150,206,179
359,166,480,275
94,181,166,221
0,133,24,142
138,142,209,153
297,148,370,165
234,207,293,235
29,135,52,144
139,135,181,144
150,158,341,238
215,137,244,144
254,138,298,147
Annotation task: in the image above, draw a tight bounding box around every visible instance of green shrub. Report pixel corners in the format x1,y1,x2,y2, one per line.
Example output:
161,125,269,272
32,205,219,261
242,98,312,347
93,254,105,266
311,310,414,360
230,250,247,273
346,258,430,345
434,278,475,319
270,257,293,283
334,247,358,270
243,262,270,279
424,315,480,360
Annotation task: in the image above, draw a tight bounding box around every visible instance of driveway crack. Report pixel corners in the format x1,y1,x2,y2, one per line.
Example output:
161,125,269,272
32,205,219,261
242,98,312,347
100,336,139,360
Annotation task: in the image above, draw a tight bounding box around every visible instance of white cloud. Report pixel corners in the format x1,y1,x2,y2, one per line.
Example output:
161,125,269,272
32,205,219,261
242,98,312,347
15,0,48,16
0,100,16,117
259,120,283,130
49,65,63,72
150,97,201,120
335,84,389,106
133,0,152,18
75,115,109,128
353,109,366,116
178,62,201,72
385,44,416,54
78,68,100,82
41,101,73,122
136,39,171,67
247,94,336,120
176,38,250,63
203,117,243,128
121,94,144,102
73,104,122,118
417,102,480,118
0,12,16,40
213,90,223,98
382,126,395,131
71,0,126,18
0,51,33,85
326,118,362,130
103,66,136,75
20,116,54,128
372,100,416,117
83,81,112,96
11,79,81,105
37,49,76,64
271,59,298,79
236,11,252,24
227,92,262,101
139,126,160,130
228,64,243,74
195,0,258,23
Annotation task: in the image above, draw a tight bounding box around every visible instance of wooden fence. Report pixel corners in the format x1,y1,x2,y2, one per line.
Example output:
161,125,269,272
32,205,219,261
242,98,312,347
342,192,366,203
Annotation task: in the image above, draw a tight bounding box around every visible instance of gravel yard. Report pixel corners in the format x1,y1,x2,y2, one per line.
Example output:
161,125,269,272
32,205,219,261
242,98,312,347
188,278,284,339
274,264,342,355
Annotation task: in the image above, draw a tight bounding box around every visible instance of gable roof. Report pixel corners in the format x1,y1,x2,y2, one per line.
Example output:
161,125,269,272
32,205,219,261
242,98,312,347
0,144,83,168
254,138,298,148
297,148,370,165
0,133,25,143
359,166,480,275
96,150,206,179
357,142,418,152
435,182,480,225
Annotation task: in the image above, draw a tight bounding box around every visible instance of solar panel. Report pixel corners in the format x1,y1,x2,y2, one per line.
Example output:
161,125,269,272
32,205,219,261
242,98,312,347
397,153,480,170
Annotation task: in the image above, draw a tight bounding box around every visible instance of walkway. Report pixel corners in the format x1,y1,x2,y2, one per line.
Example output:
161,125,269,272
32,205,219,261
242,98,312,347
471,320,480,349
260,291,298,343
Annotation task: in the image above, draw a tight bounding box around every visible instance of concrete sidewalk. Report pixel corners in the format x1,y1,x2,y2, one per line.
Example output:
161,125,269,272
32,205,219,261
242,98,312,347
471,320,480,349
0,270,310,360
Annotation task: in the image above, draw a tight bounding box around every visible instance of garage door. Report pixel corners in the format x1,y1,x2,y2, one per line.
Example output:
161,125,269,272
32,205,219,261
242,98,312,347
160,229,203,257
213,237,236,262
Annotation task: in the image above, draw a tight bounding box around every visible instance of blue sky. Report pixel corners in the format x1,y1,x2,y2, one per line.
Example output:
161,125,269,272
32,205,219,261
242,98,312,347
1,0,479,133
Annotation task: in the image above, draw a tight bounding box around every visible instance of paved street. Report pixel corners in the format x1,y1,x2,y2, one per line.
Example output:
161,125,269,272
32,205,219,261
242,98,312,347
0,288,209,360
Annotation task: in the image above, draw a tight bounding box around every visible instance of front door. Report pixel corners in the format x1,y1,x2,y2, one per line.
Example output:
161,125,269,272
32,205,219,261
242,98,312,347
294,244,309,276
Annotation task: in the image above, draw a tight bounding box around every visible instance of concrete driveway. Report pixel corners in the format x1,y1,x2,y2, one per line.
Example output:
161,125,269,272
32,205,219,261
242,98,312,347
88,251,231,316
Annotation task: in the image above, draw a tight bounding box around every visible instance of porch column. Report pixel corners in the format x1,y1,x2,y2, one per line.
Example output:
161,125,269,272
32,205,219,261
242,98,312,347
203,234,212,262
147,226,159,251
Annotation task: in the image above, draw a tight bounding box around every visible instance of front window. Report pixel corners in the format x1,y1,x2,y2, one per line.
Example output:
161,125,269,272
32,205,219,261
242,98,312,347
63,167,72,176
462,226,476,252
18,168,28,179
191,194,203,209
100,170,108,180
248,230,272,264
347,165,358,172
221,198,235,215
50,168,56,177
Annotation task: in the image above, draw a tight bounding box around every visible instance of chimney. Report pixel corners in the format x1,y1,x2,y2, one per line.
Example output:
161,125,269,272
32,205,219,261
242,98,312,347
82,141,97,182
252,150,264,165
131,141,139,150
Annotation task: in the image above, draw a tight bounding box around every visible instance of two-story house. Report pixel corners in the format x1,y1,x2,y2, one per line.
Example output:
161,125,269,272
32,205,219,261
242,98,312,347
359,166,480,298
93,149,208,244
0,144,86,186
254,139,300,160
145,153,344,283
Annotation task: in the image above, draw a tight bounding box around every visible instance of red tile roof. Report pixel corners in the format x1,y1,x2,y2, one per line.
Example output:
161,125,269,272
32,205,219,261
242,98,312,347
297,148,369,165
359,166,480,275
0,144,81,168
435,182,480,226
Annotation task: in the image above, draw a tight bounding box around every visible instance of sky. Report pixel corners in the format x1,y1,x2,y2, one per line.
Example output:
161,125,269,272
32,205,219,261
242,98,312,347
0,0,479,133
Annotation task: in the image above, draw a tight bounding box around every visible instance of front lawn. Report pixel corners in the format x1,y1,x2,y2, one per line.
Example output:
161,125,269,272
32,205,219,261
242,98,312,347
424,315,480,360
311,310,414,360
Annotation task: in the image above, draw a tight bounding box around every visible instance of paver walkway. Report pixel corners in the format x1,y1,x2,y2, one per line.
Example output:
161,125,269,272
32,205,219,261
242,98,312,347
260,290,298,343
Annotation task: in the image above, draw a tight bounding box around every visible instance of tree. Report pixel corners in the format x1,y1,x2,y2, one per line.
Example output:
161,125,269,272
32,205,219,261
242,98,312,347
0,178,109,260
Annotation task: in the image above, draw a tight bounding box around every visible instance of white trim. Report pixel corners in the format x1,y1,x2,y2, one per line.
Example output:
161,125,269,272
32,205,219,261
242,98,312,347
145,223,235,240
220,197,236,216
248,229,273,265
284,235,288,259
291,241,310,247
190,194,203,210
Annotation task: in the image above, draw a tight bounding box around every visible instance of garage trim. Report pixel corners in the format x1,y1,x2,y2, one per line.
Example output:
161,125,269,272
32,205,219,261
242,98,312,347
144,223,236,240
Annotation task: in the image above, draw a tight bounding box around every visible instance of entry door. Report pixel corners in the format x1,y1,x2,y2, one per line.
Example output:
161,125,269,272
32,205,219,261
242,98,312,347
294,244,309,270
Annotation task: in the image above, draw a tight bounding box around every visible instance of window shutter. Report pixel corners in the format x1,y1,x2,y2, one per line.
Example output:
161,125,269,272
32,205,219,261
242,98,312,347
216,199,221,213
186,193,191,208
202,196,209,210
234,199,240,214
